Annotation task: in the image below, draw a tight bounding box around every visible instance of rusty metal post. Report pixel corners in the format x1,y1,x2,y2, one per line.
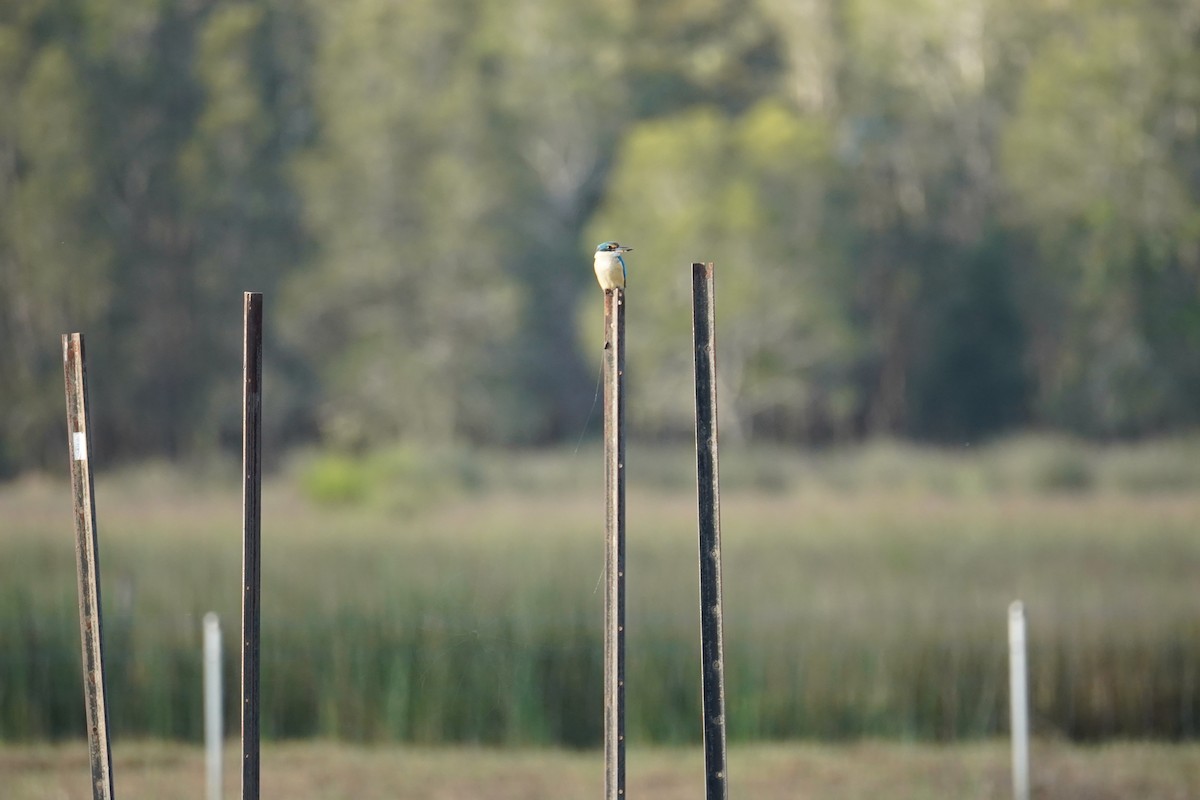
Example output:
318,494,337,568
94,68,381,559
241,293,263,800
691,263,729,800
603,288,626,800
62,333,116,800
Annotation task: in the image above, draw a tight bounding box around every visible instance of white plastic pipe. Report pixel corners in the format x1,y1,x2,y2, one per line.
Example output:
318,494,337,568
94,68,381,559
204,612,223,800
1008,601,1030,800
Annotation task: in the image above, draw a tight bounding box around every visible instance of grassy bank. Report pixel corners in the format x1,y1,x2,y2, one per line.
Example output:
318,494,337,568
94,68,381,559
2,438,1200,744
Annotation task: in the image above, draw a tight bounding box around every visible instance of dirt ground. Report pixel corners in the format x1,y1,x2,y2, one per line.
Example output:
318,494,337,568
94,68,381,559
5,739,1200,799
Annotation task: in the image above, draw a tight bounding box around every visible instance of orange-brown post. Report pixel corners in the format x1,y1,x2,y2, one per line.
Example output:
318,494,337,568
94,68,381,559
62,333,116,800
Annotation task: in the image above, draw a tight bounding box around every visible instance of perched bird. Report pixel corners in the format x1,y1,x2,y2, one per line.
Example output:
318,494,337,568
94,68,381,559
593,241,632,290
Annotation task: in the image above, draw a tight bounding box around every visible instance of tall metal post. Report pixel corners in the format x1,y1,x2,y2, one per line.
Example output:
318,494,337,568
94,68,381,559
241,293,263,800
62,333,116,800
691,263,729,800
603,288,627,800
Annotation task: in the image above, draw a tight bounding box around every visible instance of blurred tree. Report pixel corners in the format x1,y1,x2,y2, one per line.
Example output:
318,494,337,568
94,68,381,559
5,0,1200,475
906,231,1033,439
1003,1,1200,435
0,0,312,472
833,0,1013,436
283,0,793,447
586,102,861,440
176,1,315,453
623,0,786,117
755,0,1040,439
0,28,112,475
82,0,310,459
473,0,636,442
285,0,523,447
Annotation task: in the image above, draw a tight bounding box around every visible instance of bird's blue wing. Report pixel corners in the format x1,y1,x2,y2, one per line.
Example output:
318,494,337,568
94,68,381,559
618,254,627,284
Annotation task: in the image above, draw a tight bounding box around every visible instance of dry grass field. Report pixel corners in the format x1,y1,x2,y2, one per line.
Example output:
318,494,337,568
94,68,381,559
5,740,1200,799
3,438,1200,755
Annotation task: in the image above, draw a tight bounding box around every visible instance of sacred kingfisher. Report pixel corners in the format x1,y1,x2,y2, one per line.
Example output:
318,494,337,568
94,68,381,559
594,241,632,290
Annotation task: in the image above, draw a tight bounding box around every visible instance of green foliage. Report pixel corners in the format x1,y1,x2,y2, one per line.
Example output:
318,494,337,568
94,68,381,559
0,33,112,475
296,444,481,511
0,0,312,472
5,0,1200,471
906,233,1033,439
297,453,371,505
586,102,859,439
1001,3,1200,435
284,0,533,446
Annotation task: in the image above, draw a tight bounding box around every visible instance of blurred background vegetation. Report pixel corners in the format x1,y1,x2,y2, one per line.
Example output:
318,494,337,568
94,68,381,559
3,0,1200,474
5,440,1200,744
5,0,1200,752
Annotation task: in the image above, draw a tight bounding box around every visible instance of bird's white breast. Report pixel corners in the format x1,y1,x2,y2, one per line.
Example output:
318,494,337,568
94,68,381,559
594,251,625,290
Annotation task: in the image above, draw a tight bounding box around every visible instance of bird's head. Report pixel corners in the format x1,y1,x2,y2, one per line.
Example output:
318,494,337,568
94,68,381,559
596,241,633,253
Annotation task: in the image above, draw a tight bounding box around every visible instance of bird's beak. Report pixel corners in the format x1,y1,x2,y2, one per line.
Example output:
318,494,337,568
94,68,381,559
618,246,633,252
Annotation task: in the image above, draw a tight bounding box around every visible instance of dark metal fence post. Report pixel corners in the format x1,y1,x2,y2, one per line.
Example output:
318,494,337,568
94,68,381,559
241,292,263,800
603,288,627,800
692,263,729,800
62,333,116,800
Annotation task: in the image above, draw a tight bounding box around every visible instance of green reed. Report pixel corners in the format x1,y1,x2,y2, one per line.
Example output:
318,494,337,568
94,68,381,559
2,440,1200,744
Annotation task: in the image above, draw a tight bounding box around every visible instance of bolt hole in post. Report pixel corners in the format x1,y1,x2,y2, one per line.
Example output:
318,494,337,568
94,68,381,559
691,263,729,800
603,288,627,800
62,333,116,800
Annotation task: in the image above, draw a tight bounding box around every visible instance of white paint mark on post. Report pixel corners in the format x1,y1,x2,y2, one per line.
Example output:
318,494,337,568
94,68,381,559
72,432,88,461
1008,601,1030,800
204,612,223,800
